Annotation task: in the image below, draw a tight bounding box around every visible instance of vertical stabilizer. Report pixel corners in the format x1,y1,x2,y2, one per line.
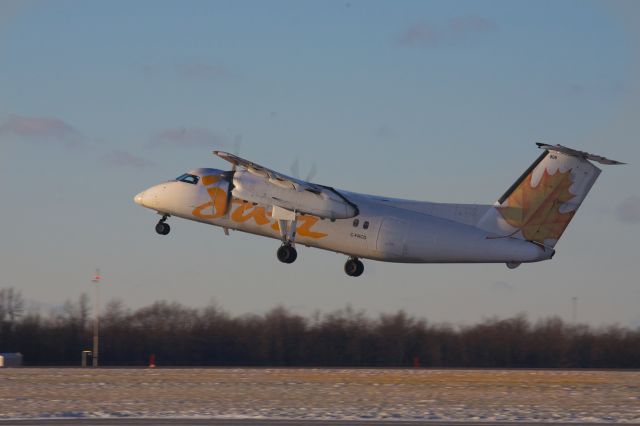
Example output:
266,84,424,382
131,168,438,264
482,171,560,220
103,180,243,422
478,144,622,248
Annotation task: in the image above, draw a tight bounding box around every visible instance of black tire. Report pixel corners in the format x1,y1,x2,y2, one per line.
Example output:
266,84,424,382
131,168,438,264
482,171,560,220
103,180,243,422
155,222,170,235
344,259,362,277
277,245,297,264
354,260,364,277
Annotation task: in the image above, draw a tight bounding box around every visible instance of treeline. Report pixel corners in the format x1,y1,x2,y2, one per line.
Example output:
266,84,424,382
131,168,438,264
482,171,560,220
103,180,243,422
1,288,639,368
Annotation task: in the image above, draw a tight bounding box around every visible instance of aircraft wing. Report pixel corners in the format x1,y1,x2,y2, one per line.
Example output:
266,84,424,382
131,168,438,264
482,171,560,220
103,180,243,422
213,151,358,219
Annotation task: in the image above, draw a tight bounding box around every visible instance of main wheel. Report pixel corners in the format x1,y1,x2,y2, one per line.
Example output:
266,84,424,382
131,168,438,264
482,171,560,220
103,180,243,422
155,222,170,235
344,258,364,277
277,244,297,264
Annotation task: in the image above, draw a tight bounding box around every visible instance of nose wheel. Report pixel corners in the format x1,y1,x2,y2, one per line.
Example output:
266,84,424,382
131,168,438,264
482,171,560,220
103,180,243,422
155,215,170,235
344,257,364,277
277,244,297,264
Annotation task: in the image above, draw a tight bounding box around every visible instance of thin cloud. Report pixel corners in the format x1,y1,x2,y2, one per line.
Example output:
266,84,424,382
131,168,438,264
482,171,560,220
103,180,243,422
0,114,84,148
374,124,396,140
617,195,640,224
148,127,226,149
0,0,25,32
490,281,516,293
450,16,497,36
100,150,155,169
566,84,587,97
0,115,76,138
143,61,235,82
176,63,233,81
396,15,498,47
397,23,441,46
562,81,631,100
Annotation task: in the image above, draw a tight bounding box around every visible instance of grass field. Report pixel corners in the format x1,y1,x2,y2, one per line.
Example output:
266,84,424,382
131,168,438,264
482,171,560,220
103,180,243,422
1,368,639,422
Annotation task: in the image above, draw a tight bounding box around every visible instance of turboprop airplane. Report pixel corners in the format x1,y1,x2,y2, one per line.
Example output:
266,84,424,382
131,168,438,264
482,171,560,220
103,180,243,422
134,143,622,277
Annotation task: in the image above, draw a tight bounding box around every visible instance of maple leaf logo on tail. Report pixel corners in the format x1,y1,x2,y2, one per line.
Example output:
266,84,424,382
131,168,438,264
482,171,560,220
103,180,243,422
497,168,576,244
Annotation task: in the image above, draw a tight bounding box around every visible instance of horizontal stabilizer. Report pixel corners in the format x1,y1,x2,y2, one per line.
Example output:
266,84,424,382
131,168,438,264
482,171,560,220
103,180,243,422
536,143,625,165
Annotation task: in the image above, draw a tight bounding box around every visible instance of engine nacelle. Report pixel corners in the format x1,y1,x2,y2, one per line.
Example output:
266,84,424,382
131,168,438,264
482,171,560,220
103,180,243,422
232,170,358,219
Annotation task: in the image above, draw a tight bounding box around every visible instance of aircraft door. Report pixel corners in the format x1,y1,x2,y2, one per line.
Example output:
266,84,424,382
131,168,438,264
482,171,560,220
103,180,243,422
376,218,408,257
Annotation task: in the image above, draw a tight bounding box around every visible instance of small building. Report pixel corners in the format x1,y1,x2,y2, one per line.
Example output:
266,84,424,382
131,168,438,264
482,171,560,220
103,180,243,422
0,352,23,367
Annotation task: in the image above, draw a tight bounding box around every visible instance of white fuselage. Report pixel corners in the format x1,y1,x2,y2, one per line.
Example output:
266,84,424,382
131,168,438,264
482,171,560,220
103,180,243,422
135,168,552,265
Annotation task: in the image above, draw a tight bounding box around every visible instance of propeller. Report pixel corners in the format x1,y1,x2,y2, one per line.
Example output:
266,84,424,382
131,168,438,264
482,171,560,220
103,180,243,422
222,170,235,216
232,135,242,170
222,135,242,216
290,157,318,182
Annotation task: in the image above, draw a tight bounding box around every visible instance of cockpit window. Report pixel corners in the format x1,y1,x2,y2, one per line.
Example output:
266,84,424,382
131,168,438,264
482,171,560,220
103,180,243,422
176,173,199,185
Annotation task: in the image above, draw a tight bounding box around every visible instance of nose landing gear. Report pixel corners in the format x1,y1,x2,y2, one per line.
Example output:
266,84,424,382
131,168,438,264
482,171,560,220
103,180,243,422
155,214,170,235
277,244,297,264
344,257,364,277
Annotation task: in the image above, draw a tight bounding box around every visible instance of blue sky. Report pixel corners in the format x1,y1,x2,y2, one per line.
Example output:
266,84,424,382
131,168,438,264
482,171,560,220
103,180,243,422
1,0,638,326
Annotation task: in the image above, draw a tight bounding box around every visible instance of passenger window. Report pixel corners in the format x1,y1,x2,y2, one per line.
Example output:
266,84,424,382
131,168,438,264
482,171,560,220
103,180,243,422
353,219,359,227
363,221,369,230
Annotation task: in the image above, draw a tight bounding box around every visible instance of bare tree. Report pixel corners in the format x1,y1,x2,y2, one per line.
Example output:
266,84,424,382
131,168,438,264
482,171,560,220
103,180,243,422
2,292,639,368
0,287,25,324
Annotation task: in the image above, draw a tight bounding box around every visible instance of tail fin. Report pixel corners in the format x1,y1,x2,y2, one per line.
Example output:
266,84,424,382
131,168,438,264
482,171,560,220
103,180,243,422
478,143,623,248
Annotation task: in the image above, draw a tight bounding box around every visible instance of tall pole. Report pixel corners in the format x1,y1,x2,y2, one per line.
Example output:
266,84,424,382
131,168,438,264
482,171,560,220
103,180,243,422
92,269,101,367
571,296,578,323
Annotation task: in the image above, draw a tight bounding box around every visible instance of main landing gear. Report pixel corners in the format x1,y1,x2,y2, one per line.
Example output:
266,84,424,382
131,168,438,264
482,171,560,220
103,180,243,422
344,257,364,277
270,207,364,276
275,208,299,264
155,214,170,235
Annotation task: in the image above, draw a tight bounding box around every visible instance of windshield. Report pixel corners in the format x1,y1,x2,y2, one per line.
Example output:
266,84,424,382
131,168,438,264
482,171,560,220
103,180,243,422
175,173,199,185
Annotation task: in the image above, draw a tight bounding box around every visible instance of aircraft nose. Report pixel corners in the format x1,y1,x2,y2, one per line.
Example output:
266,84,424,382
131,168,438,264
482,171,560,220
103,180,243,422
134,191,145,206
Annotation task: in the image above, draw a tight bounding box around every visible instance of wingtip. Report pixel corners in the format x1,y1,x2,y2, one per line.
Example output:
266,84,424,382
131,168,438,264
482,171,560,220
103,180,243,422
213,150,235,159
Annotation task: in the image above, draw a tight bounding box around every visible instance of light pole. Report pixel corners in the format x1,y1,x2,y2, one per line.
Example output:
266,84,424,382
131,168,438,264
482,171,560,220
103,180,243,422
91,269,101,367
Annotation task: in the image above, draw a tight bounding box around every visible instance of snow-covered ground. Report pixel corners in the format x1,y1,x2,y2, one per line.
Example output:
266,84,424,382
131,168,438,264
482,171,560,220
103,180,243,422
1,368,639,423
